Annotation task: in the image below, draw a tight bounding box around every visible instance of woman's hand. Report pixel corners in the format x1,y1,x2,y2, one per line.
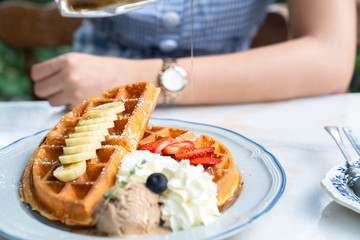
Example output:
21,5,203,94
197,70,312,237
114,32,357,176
31,52,162,109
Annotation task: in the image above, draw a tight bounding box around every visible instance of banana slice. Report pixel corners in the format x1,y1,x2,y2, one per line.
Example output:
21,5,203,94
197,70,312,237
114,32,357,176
53,160,86,182
93,102,124,110
78,114,117,126
74,121,114,133
86,108,121,118
69,129,109,138
59,151,96,164
65,136,105,146
63,142,101,155
86,102,125,118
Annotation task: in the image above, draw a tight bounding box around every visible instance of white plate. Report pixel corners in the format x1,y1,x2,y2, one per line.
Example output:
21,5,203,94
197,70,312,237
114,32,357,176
0,118,286,240
321,163,360,214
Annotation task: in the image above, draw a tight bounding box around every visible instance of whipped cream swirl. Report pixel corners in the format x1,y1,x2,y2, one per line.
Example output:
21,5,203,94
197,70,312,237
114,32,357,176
160,160,219,231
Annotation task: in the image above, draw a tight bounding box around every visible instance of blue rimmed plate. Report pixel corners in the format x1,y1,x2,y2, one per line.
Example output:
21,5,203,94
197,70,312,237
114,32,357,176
0,118,286,240
321,163,360,214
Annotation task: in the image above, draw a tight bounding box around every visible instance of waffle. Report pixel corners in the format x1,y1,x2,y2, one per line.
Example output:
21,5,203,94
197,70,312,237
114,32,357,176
138,126,242,210
20,82,160,226
140,125,197,145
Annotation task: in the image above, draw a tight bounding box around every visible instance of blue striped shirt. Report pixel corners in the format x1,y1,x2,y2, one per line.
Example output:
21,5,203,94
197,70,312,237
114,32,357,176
73,0,275,59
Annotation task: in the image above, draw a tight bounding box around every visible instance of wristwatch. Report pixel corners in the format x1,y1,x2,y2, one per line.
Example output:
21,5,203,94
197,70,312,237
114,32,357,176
158,58,187,105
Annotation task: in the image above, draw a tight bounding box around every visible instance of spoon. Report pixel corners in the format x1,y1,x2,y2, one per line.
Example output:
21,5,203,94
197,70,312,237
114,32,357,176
324,126,360,198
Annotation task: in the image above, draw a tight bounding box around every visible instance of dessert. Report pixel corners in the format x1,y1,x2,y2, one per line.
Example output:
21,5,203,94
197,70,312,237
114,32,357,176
19,81,243,237
19,82,160,226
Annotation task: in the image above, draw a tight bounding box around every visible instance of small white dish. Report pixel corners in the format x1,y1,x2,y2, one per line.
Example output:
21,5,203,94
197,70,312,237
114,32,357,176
0,118,286,240
321,163,360,214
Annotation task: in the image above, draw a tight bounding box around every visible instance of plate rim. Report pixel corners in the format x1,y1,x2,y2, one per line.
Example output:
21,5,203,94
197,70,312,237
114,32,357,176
0,128,49,152
0,117,286,240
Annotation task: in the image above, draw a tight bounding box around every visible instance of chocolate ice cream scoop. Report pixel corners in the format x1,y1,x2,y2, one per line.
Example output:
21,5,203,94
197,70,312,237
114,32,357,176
94,180,162,237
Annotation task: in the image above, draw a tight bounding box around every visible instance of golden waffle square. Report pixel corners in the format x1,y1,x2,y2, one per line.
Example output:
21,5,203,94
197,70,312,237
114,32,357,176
20,82,160,226
140,125,197,145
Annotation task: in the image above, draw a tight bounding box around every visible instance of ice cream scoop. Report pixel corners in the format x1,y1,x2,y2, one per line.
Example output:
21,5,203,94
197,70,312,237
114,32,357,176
94,180,161,237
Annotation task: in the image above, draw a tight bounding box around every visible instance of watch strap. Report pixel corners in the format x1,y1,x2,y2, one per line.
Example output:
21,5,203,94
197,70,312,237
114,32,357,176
164,90,181,105
163,58,177,69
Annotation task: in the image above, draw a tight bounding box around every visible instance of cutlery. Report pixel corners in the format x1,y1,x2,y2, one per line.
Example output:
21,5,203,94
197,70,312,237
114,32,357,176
324,126,360,198
343,127,360,156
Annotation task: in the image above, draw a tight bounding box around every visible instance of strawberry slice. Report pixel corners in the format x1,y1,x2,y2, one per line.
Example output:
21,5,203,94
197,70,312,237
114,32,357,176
175,146,215,160
190,157,222,165
138,136,172,153
162,141,195,155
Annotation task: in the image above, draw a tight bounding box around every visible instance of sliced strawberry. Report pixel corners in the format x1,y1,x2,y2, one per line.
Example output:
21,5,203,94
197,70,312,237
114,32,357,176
190,157,222,165
138,136,172,153
162,141,195,155
175,146,215,160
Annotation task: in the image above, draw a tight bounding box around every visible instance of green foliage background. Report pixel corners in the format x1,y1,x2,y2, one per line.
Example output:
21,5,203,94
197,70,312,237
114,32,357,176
0,0,359,101
0,0,71,101
0,41,71,100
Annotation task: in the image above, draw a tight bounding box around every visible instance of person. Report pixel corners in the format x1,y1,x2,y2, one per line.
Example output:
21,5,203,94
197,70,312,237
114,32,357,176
31,0,356,109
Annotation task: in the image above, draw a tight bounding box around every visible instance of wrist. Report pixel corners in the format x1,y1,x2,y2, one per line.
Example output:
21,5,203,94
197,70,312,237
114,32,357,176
134,58,165,104
158,58,187,105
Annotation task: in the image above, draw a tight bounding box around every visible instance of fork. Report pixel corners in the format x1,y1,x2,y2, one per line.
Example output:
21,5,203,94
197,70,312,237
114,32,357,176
343,127,360,157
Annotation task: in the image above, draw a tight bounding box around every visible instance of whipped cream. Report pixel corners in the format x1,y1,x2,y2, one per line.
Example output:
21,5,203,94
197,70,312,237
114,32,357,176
117,150,179,183
117,150,220,231
160,161,220,231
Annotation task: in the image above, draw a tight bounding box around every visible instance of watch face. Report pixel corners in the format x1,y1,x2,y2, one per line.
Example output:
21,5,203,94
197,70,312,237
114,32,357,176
162,66,186,92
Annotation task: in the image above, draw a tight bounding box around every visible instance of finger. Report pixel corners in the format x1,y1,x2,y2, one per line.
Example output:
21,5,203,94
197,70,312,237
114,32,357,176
46,90,70,107
33,70,66,98
31,56,65,81
47,89,82,108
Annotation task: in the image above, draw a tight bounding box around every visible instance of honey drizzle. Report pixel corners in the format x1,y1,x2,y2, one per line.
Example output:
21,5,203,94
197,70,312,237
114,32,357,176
190,0,194,102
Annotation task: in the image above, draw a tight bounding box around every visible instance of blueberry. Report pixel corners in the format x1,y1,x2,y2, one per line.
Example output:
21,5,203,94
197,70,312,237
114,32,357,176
146,173,168,194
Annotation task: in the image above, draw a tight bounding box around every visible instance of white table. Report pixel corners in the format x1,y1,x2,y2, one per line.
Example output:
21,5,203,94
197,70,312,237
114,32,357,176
1,93,360,240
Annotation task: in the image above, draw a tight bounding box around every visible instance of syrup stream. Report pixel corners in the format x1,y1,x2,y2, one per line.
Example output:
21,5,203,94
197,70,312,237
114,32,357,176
190,0,194,101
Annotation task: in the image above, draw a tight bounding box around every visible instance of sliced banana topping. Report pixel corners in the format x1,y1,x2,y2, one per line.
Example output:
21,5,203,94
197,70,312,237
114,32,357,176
74,121,115,133
65,136,105,146
63,143,102,155
78,114,117,126
86,103,125,118
53,161,87,183
54,102,125,182
93,102,124,110
59,151,97,164
68,129,109,138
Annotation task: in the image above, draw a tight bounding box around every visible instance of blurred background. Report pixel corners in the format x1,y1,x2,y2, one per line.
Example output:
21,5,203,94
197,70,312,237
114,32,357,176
0,0,359,101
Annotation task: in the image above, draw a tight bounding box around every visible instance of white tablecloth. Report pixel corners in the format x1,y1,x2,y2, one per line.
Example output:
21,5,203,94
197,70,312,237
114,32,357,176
1,93,360,240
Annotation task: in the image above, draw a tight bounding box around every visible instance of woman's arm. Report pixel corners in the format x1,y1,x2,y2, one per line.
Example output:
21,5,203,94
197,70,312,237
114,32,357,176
176,0,357,104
